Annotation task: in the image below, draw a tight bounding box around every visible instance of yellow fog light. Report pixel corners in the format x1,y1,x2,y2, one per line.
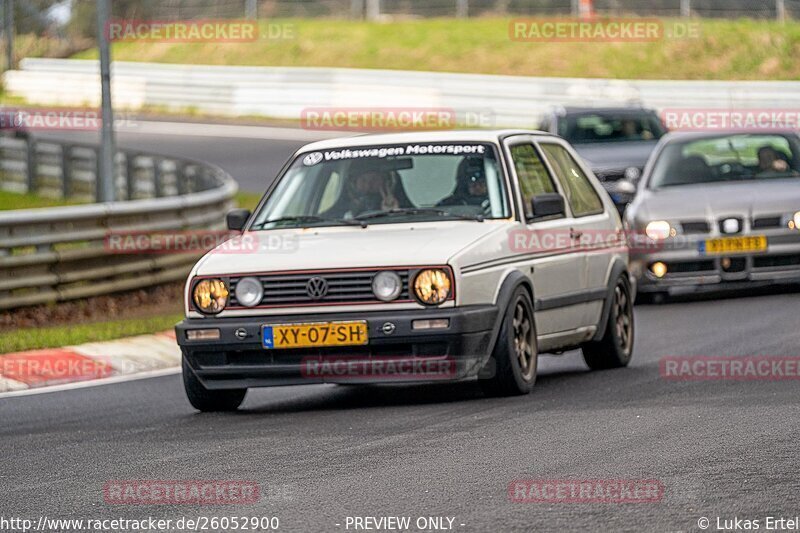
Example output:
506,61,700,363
192,278,229,314
413,269,452,305
650,262,668,278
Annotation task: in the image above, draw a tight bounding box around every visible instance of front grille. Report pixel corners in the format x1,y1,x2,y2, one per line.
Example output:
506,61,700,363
665,260,716,273
754,254,800,269
752,216,782,229
229,269,411,307
721,257,747,273
680,221,711,234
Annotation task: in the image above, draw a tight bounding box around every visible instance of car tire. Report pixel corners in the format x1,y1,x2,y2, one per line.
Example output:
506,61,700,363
479,286,538,397
582,275,634,370
182,357,247,412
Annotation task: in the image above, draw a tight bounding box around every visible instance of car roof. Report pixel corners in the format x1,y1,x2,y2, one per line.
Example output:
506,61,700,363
299,129,552,151
557,106,654,115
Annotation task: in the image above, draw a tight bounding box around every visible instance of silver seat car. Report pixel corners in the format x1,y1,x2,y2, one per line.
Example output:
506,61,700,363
625,130,800,298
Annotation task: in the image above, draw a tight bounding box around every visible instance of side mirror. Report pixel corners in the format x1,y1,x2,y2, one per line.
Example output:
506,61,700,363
529,193,566,220
226,208,251,231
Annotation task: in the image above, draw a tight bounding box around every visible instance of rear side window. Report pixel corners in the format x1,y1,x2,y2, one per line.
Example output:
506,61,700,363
540,143,604,217
509,143,557,217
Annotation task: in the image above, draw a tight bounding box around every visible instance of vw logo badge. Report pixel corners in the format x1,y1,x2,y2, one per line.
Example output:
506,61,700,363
381,322,396,335
305,276,329,300
303,152,323,166
722,218,740,234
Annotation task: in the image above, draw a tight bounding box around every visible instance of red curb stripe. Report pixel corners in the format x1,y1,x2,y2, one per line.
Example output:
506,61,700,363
158,330,177,340
0,349,113,387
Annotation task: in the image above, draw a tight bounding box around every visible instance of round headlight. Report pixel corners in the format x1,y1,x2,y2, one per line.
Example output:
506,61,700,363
413,269,452,305
792,211,800,230
372,271,402,302
645,220,673,240
235,276,263,307
192,278,228,314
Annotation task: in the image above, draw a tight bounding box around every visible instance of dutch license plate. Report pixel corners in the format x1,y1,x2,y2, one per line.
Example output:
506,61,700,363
699,235,767,255
262,321,368,349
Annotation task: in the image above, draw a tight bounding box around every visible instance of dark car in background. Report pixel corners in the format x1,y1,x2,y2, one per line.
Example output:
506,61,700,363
540,106,668,213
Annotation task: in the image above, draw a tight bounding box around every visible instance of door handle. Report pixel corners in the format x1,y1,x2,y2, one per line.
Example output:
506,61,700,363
570,228,583,240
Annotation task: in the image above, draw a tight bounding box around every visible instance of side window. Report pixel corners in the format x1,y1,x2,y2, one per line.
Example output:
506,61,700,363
539,143,604,217
509,143,557,217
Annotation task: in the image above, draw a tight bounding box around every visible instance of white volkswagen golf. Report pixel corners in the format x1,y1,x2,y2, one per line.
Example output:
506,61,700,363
177,130,635,411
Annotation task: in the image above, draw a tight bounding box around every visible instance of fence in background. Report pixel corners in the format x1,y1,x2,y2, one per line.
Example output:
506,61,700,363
7,59,800,129
0,135,237,310
111,0,800,20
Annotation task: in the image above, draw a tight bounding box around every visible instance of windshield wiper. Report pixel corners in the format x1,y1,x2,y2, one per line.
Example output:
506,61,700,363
354,207,484,222
251,215,366,229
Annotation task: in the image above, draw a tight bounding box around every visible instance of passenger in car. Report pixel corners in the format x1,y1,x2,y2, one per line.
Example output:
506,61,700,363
757,146,790,174
437,157,490,209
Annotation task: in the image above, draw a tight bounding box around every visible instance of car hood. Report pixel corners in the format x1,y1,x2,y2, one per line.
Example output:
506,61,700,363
194,220,507,276
573,141,658,170
632,179,800,221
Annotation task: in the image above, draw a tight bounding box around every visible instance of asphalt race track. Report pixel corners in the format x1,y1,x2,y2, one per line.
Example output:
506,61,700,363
32,121,346,193
4,124,800,532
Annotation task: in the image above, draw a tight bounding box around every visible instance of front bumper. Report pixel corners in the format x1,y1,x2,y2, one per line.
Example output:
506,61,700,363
177,305,498,389
630,231,800,294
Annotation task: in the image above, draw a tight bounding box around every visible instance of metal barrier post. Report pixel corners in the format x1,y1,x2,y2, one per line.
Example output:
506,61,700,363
61,144,71,198
25,136,36,194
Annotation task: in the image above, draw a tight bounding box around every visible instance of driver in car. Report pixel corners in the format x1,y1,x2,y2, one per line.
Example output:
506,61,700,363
437,157,490,209
324,164,401,219
757,146,790,174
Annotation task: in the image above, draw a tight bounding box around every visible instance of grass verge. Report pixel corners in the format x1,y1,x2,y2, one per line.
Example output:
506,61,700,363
0,313,183,353
0,190,86,210
73,18,800,80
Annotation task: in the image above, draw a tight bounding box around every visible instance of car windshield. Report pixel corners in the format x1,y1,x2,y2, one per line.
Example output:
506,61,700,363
250,143,510,229
648,133,800,189
559,112,666,144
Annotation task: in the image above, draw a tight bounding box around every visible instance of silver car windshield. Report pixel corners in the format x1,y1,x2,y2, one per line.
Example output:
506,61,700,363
649,133,800,188
250,143,510,229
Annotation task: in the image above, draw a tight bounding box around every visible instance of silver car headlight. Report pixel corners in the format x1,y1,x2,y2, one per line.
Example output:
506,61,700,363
234,277,263,307
645,220,674,240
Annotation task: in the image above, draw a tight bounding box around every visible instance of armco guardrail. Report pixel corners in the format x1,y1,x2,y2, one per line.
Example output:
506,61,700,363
0,135,237,311
6,59,800,127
